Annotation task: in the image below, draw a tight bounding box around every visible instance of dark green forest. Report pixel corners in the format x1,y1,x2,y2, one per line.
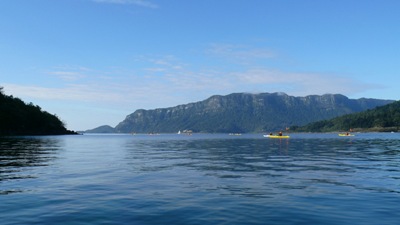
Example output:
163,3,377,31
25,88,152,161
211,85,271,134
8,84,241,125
0,87,76,135
291,100,400,132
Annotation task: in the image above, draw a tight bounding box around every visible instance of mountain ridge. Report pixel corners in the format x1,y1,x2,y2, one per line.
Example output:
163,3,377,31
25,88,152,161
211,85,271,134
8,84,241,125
97,92,394,133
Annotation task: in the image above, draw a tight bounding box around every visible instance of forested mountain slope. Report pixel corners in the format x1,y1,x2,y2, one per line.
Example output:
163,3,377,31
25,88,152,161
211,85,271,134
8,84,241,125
291,100,400,132
114,92,394,133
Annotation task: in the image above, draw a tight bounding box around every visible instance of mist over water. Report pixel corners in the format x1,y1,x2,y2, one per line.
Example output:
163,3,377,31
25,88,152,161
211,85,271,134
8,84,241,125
1,133,400,224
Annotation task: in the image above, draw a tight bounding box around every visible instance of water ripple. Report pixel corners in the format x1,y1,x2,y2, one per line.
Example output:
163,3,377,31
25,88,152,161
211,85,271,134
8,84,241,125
1,134,400,224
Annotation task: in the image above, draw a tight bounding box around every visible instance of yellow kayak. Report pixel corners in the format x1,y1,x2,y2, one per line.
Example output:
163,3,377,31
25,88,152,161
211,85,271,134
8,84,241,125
338,133,355,137
264,135,290,138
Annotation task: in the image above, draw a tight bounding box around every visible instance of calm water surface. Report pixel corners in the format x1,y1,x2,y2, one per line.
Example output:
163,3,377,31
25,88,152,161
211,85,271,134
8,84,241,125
1,133,400,224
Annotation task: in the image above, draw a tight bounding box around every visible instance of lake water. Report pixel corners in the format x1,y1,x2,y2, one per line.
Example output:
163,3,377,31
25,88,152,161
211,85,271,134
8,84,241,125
1,133,400,224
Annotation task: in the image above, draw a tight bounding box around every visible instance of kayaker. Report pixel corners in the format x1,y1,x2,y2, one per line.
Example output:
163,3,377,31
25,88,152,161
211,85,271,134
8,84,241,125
278,131,283,136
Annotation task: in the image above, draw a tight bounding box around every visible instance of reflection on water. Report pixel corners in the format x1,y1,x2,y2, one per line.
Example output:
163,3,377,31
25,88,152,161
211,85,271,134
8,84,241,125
123,136,400,198
1,133,400,224
0,136,61,194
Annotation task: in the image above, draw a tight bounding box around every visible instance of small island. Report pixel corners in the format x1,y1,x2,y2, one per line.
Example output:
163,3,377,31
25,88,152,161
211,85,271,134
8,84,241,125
0,87,77,136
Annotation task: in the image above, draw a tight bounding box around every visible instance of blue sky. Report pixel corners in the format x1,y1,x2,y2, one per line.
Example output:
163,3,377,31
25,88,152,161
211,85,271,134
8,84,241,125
1,0,399,131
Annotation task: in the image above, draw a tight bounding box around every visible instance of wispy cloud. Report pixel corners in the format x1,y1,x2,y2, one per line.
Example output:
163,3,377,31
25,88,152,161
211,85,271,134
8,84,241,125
231,68,379,96
3,56,383,131
47,71,86,82
138,54,186,72
4,83,121,103
92,0,158,8
4,53,380,111
135,54,378,97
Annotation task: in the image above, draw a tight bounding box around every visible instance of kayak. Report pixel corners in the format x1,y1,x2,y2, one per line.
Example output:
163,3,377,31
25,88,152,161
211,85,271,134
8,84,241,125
338,133,355,137
263,135,290,139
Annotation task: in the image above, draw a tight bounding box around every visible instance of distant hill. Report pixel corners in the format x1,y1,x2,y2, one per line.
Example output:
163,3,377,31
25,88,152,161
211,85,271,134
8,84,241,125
84,125,116,133
113,92,394,133
291,100,400,132
0,87,76,135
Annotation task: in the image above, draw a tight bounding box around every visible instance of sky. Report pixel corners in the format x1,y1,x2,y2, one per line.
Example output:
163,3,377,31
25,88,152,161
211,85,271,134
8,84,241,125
1,0,399,131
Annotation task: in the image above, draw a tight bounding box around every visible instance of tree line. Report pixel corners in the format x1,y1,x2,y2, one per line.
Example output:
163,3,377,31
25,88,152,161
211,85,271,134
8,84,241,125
290,100,400,132
0,87,76,135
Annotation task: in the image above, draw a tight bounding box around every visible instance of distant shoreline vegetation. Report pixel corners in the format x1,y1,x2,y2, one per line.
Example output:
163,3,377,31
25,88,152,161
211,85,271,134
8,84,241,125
290,100,400,133
0,87,77,136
